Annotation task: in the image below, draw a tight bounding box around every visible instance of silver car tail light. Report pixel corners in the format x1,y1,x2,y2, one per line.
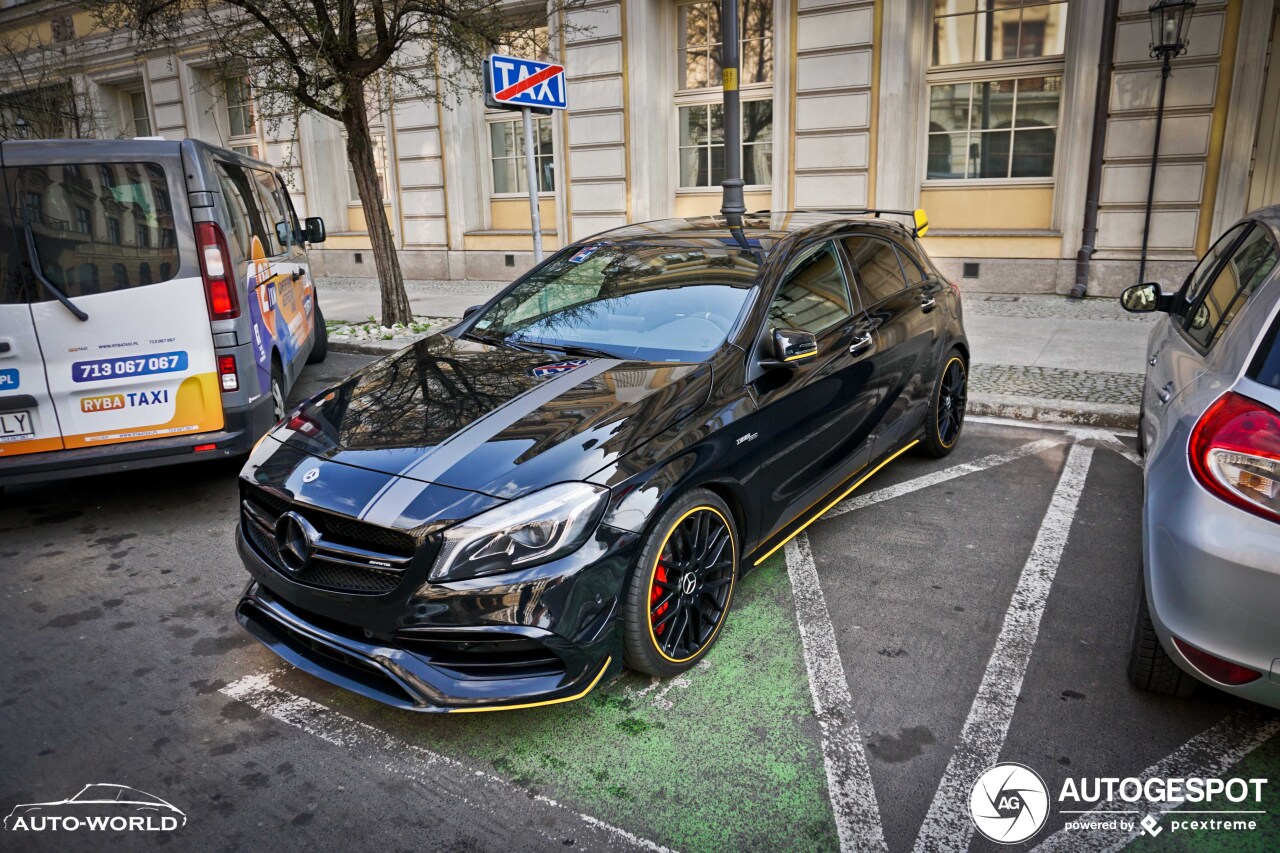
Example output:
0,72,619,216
1188,391,1280,524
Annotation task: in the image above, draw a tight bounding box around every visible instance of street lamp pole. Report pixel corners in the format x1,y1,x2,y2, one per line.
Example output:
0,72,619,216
1138,0,1195,283
720,0,745,226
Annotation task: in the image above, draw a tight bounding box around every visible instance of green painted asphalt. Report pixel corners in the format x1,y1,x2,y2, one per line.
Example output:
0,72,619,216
1125,734,1280,853
318,553,837,851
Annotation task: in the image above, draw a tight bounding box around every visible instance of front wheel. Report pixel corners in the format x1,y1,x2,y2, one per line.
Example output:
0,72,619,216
622,490,739,677
920,350,967,457
307,302,328,364
269,363,286,424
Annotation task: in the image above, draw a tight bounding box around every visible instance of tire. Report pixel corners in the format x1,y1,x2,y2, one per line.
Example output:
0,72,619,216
1136,398,1147,458
1127,572,1197,698
621,489,739,677
919,349,967,458
269,362,286,424
307,301,328,364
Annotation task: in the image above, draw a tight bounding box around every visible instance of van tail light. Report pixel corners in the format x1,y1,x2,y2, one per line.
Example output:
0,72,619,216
196,221,239,320
218,354,239,393
1188,391,1280,524
1172,637,1261,685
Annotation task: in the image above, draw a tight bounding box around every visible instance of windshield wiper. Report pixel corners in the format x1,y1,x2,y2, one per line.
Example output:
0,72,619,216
21,225,88,321
460,331,540,353
518,340,621,360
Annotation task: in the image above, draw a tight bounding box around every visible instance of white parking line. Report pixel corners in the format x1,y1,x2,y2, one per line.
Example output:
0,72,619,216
1030,708,1280,852
912,442,1095,853
784,533,889,853
220,673,674,853
825,438,1065,518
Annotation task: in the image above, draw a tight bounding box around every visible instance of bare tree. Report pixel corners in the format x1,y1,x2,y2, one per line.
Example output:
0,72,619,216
0,27,110,141
87,0,575,326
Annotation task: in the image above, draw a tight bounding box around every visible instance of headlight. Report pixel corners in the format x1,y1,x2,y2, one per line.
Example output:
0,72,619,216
430,482,610,582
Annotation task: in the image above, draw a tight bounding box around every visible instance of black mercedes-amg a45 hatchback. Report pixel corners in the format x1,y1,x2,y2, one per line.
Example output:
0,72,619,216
235,211,969,712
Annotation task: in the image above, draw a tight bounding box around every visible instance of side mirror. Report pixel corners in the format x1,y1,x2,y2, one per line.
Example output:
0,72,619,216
1120,282,1167,313
463,304,482,319
275,220,292,247
304,216,326,244
761,327,818,369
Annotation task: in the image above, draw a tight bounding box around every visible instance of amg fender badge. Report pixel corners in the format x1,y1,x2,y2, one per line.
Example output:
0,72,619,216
736,432,758,445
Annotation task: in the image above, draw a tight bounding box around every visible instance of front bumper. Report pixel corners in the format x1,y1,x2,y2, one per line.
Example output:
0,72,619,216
235,518,638,712
1146,461,1280,709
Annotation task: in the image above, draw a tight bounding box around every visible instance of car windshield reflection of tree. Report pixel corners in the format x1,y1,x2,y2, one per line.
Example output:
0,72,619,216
480,244,759,362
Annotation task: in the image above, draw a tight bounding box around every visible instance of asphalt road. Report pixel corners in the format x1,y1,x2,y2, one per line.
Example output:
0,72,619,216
2,350,1277,852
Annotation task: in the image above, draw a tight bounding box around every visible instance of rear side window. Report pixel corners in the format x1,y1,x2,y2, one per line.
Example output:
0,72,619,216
216,162,276,258
251,168,295,255
1178,223,1249,319
1251,313,1280,390
8,162,180,297
1184,225,1279,349
844,236,908,305
892,242,928,283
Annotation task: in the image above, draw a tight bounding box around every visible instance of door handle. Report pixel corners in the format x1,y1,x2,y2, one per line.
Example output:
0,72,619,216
920,296,937,313
291,268,304,282
848,332,873,355
1157,382,1175,404
1149,354,1158,366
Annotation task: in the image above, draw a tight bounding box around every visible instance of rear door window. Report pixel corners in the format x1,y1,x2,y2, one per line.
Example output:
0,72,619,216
891,242,928,284
11,162,180,296
250,168,294,255
1184,225,1279,349
215,162,273,257
843,236,909,305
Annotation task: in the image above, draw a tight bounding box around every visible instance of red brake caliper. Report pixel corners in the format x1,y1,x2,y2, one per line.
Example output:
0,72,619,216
652,563,669,636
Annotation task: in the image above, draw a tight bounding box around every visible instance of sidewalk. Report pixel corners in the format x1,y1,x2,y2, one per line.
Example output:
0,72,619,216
316,277,1153,428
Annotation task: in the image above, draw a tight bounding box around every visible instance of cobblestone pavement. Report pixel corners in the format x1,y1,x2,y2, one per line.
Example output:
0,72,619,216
962,293,1161,324
970,363,1143,406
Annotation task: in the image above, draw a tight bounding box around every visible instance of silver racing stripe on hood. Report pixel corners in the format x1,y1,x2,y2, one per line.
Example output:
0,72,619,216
357,358,626,528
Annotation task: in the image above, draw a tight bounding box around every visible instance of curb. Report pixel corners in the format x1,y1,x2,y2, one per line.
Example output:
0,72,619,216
968,392,1138,429
329,339,419,357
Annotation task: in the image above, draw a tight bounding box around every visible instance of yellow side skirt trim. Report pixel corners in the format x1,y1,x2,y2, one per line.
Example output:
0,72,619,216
447,656,612,714
753,440,920,566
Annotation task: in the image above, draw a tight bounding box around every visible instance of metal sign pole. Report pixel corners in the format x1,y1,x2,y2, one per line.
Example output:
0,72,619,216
522,106,544,263
720,0,745,224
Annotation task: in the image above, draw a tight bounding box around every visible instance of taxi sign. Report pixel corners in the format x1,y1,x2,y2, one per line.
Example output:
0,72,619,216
486,54,568,111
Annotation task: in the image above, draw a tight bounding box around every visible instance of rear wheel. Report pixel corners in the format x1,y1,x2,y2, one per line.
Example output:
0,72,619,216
920,350,967,457
622,489,738,677
1127,572,1197,698
307,302,328,364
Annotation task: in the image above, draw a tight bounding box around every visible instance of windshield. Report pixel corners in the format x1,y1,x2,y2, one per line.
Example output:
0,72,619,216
468,243,759,361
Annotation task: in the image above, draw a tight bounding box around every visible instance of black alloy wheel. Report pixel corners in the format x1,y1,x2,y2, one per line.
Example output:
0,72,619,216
622,490,738,676
922,352,967,457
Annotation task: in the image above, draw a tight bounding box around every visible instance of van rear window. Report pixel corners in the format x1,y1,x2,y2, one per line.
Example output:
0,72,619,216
6,162,180,297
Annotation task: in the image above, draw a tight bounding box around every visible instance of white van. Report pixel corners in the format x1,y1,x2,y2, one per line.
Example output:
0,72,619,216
0,138,328,485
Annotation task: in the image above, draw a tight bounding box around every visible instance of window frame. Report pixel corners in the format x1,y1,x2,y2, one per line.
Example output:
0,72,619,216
485,114,556,198
223,76,260,159
674,0,775,194
126,89,152,138
923,1,1070,188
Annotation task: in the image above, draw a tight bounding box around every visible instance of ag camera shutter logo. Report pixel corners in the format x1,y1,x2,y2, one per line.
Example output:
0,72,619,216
969,762,1050,844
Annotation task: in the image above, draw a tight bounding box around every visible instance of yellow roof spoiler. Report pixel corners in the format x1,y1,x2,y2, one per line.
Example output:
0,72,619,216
913,209,929,238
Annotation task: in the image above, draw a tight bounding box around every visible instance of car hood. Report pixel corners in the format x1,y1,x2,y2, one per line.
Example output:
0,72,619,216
272,333,713,501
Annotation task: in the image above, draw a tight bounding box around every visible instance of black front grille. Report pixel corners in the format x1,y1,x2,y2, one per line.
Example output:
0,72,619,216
244,484,417,555
241,484,417,596
395,631,567,681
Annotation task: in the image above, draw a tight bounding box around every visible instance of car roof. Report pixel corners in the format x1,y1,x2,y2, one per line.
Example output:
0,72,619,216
586,212,918,257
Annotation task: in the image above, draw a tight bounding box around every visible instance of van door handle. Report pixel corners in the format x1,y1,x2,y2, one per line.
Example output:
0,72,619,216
291,268,304,282
0,341,9,354
848,332,873,355
1157,382,1175,404
920,296,937,313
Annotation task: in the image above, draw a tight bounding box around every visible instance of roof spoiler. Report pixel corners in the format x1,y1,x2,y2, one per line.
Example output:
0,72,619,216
753,208,930,238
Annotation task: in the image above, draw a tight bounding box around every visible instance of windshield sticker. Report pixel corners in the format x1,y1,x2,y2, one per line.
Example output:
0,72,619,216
569,245,600,264
530,359,590,379
473,319,492,329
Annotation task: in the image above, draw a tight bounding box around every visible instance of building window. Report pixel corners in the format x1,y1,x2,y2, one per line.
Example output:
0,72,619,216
135,222,150,248
927,75,1061,180
931,0,1068,66
224,77,258,157
128,91,151,137
22,192,42,225
926,1,1067,182
346,130,390,203
74,205,92,235
106,216,122,245
489,117,555,194
675,0,773,190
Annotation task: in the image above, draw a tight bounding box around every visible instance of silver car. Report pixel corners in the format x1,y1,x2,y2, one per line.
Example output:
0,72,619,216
1121,205,1280,708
